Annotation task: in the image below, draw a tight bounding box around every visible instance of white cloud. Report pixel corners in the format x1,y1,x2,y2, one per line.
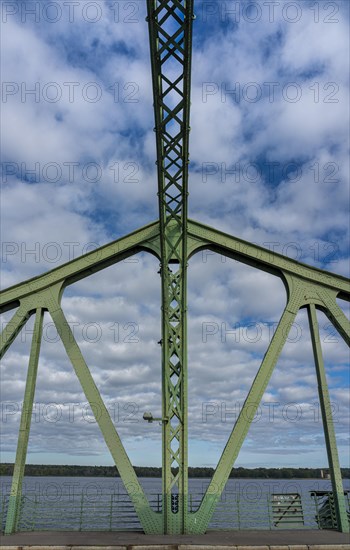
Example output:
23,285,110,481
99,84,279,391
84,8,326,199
0,0,349,470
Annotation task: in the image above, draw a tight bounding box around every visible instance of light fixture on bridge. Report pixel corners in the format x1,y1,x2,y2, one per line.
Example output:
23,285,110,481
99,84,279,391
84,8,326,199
143,412,168,424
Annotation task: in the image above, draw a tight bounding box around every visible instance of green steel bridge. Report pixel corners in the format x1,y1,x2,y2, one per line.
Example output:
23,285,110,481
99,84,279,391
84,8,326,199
1,0,349,536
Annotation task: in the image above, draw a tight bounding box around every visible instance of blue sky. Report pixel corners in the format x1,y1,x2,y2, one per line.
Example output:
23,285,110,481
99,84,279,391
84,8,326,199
0,0,349,470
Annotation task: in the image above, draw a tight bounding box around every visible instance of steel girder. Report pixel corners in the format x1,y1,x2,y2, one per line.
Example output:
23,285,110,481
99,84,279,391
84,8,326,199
1,223,163,535
1,219,349,533
147,0,193,533
185,221,350,534
4,308,44,534
1,0,349,536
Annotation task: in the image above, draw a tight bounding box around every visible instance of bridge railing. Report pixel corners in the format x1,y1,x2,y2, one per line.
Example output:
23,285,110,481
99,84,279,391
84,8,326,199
311,490,350,530
1,492,161,532
1,491,349,532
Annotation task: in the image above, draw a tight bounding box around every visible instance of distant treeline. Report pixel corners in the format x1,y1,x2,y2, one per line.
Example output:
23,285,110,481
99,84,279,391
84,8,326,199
1,463,348,479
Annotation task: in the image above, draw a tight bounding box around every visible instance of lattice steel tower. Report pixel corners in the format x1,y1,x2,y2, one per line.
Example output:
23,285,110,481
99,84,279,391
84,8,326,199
1,0,349,536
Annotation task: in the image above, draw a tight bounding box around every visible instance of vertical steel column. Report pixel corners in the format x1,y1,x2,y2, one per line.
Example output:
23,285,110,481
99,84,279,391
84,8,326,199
5,308,44,534
307,304,349,532
147,0,193,534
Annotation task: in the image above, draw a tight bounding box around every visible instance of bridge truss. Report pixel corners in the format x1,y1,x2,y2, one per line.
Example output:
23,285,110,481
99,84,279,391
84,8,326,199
1,0,349,535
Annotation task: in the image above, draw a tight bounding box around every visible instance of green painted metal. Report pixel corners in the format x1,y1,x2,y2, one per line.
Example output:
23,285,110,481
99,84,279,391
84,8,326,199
11,489,350,531
186,219,350,294
0,221,160,313
312,491,350,530
147,0,193,534
1,0,349,536
188,300,300,532
319,294,350,347
0,306,31,360
1,222,349,534
49,304,161,533
307,304,349,532
4,308,44,534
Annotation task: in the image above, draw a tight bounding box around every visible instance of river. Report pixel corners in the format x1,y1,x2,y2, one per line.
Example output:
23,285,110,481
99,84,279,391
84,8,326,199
1,476,349,531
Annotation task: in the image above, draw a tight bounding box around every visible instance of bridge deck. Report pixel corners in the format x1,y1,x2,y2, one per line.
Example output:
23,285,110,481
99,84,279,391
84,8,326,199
1,529,350,549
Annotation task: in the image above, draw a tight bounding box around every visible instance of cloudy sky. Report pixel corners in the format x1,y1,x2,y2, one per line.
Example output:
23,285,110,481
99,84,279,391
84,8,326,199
0,0,349,471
